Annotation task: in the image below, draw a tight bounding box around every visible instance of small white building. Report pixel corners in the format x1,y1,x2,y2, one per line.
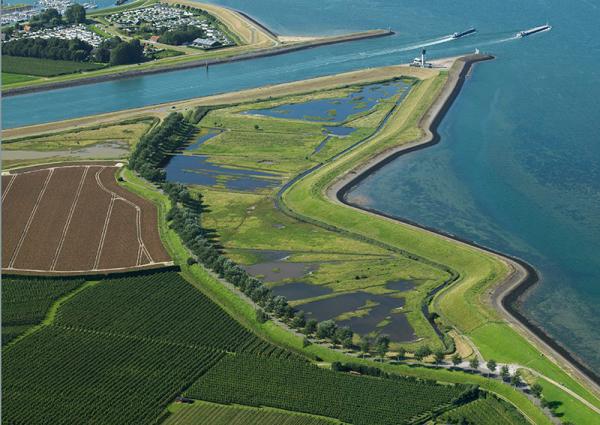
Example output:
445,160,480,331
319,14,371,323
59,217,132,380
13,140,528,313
192,37,219,49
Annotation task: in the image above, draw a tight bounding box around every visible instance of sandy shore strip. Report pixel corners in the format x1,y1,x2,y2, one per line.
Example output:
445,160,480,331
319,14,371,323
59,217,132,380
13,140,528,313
326,54,600,395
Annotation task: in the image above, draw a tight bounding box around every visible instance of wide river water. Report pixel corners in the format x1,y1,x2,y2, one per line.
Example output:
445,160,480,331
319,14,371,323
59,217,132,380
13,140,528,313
3,0,599,371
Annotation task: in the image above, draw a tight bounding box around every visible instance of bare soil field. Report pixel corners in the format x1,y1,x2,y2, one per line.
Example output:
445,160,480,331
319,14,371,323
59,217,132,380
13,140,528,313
2,164,170,274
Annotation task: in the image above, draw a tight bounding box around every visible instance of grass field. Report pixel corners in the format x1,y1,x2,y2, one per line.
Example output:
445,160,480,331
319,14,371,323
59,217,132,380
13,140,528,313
2,56,106,77
1,118,157,169
1,72,38,85
3,118,156,152
164,401,343,425
181,82,453,349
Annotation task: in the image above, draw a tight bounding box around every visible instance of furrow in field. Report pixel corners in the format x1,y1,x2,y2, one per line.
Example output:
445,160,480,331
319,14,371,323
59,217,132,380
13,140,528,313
97,167,170,262
2,171,50,268
53,167,112,271
51,167,90,271
13,167,85,270
96,199,140,270
7,169,54,269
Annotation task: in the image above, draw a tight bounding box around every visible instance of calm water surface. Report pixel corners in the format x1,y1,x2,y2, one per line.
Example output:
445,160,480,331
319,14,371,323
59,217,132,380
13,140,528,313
3,0,599,370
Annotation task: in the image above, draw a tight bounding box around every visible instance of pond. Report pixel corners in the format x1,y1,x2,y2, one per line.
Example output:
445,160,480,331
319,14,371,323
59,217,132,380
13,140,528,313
384,280,416,292
298,291,415,342
242,261,318,282
271,281,333,301
184,130,221,151
243,81,409,123
165,154,280,190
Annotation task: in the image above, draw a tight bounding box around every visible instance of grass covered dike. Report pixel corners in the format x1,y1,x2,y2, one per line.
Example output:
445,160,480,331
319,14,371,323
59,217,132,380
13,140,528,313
115,105,558,425
279,59,600,423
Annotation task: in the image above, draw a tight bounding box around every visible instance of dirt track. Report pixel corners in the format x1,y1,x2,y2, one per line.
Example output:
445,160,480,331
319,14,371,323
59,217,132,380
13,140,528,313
2,164,170,274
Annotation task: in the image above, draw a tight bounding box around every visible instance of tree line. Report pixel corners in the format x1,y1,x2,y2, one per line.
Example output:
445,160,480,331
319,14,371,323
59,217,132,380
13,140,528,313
128,112,196,181
3,35,144,66
2,37,93,62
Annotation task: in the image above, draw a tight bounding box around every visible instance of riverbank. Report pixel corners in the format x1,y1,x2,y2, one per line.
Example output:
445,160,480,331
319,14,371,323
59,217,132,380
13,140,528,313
327,55,600,395
2,16,392,96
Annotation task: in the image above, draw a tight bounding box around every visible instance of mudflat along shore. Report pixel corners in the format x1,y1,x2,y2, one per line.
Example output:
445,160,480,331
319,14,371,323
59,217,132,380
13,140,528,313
328,54,600,393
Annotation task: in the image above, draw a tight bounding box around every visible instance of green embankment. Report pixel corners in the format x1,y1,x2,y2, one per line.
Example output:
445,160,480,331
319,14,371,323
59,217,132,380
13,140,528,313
119,167,552,425
164,401,342,425
1,72,39,85
278,72,600,417
1,56,106,77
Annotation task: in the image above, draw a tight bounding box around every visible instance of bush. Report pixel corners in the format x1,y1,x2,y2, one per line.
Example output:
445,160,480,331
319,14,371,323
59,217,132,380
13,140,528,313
256,309,268,324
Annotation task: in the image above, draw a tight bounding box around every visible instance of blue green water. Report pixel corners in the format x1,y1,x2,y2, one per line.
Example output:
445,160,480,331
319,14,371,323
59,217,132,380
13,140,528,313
3,0,599,371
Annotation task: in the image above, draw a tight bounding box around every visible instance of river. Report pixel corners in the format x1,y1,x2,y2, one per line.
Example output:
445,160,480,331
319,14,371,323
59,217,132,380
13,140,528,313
3,0,599,372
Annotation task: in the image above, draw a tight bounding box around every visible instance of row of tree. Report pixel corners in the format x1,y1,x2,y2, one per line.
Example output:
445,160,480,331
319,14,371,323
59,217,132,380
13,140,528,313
164,184,303,324
3,34,144,66
2,37,93,62
129,112,195,181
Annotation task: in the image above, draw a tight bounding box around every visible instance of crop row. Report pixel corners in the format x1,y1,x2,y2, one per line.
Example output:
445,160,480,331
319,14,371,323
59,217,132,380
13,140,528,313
441,395,528,425
164,401,340,425
54,271,294,358
3,326,223,425
2,276,84,344
186,354,466,425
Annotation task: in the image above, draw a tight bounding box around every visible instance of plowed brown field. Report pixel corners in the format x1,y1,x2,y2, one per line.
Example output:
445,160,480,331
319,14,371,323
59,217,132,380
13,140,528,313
2,164,170,274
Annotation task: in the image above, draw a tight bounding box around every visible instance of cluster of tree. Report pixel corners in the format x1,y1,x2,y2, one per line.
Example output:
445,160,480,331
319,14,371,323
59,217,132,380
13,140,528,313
129,113,195,181
4,34,143,66
355,334,391,359
305,320,354,348
2,37,93,62
189,106,210,124
88,37,144,65
159,25,203,46
108,38,144,65
27,5,86,30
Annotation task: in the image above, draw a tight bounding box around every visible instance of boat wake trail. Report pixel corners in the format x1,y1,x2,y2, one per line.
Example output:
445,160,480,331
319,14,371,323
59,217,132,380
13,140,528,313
317,35,457,65
395,35,456,52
